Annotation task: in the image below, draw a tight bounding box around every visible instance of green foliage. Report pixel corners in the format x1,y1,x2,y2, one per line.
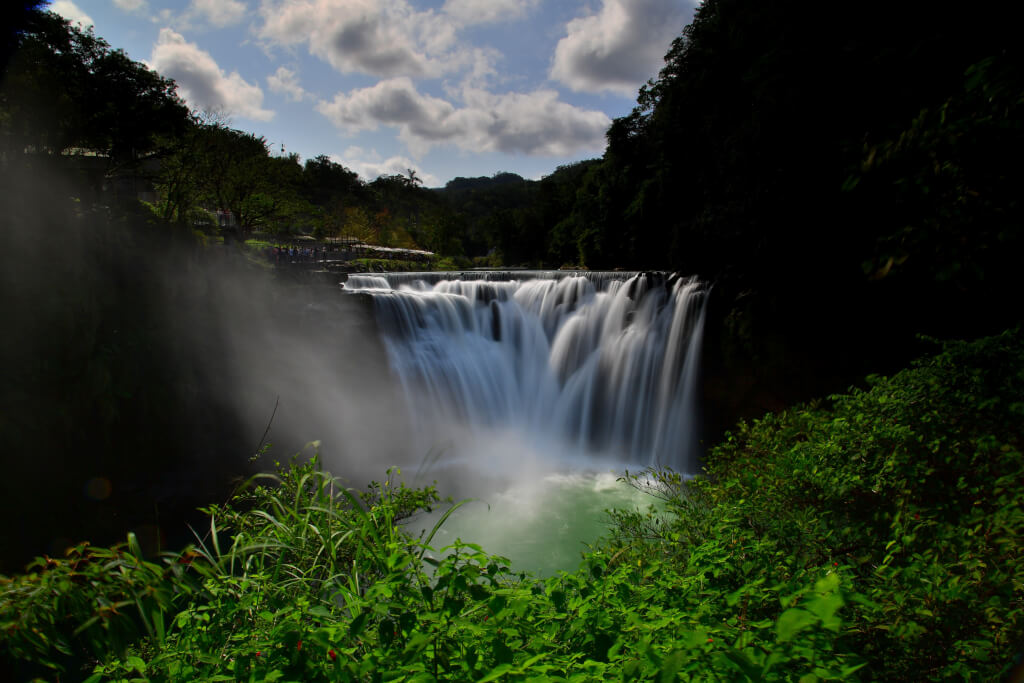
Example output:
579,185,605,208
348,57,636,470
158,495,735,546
0,538,193,673
563,0,1023,281
1,9,188,162
3,5,1022,679
153,122,316,234
431,164,602,266
4,332,1022,680
636,327,1024,680
430,256,468,271
352,258,425,272
851,54,1024,293
301,154,366,209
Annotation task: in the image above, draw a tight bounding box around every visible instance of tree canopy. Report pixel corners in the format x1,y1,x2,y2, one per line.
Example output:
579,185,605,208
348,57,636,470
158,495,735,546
1,10,188,163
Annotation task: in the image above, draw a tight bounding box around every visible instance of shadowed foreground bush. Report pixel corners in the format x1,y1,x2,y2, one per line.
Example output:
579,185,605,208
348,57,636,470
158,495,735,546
605,327,1024,680
2,330,1022,681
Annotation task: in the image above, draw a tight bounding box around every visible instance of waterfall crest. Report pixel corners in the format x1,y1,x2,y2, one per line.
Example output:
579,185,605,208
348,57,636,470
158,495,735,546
344,271,706,473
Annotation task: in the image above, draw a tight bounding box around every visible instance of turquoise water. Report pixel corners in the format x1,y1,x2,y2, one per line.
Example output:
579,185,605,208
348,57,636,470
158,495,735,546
410,470,661,577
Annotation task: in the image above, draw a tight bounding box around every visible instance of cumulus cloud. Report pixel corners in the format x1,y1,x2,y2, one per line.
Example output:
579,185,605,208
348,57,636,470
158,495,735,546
184,0,248,28
150,28,274,121
267,66,308,102
458,87,611,156
342,146,378,161
317,79,610,157
155,0,246,32
551,0,694,95
113,0,147,12
51,0,93,28
317,78,456,138
257,0,476,79
332,153,439,187
442,0,539,25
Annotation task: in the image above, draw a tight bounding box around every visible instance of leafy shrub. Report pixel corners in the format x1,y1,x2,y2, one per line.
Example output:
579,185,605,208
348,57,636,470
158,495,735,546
604,328,1024,680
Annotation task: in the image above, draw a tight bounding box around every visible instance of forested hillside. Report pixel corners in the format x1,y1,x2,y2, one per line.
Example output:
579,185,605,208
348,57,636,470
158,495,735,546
8,1,1020,297
551,0,1024,431
0,8,447,255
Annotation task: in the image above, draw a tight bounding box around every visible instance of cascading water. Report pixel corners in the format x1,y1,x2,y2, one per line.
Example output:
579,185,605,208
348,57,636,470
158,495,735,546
344,271,706,474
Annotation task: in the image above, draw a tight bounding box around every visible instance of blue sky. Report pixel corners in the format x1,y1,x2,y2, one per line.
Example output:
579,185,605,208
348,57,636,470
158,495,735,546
49,0,696,187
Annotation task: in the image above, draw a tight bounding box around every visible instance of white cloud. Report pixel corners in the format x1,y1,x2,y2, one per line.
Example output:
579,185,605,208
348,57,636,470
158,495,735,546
343,146,380,161
317,78,455,137
332,153,439,186
150,28,274,121
51,0,93,28
317,78,610,158
458,47,500,89
257,0,475,79
551,0,694,95
456,87,612,156
154,0,247,31
442,0,539,25
184,0,247,28
267,66,308,102
113,0,147,12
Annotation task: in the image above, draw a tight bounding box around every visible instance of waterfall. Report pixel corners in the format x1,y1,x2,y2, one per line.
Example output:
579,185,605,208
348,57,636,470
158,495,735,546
344,271,706,473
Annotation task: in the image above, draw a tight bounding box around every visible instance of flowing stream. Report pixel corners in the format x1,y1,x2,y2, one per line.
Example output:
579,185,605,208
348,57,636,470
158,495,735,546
343,271,706,573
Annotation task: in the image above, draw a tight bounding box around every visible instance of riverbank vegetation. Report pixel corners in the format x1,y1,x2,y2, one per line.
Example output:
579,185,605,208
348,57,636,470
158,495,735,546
3,329,1022,680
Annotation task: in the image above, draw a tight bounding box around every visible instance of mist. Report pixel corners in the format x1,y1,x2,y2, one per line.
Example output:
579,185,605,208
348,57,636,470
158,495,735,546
0,157,417,572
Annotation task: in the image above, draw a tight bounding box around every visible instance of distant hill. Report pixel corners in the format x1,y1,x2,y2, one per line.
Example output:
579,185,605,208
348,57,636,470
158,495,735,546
438,172,528,194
